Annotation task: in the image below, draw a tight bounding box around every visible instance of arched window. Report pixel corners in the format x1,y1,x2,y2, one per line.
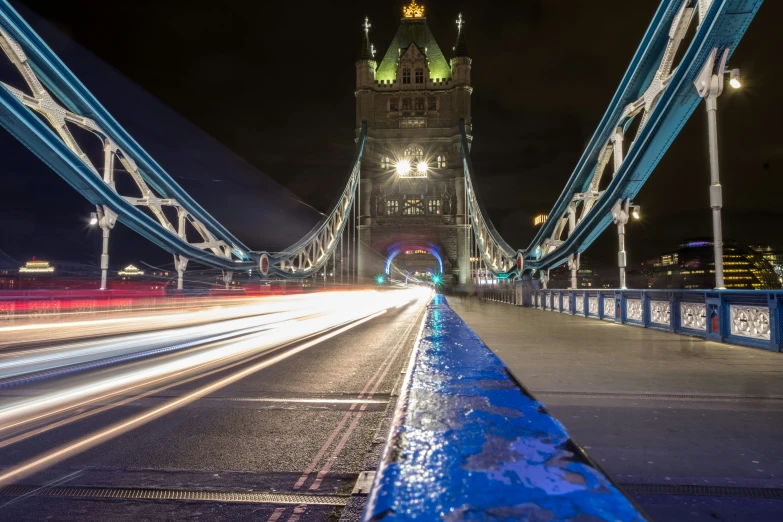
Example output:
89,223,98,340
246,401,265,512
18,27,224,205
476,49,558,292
381,157,391,169
437,155,447,168
402,68,411,84
404,147,423,161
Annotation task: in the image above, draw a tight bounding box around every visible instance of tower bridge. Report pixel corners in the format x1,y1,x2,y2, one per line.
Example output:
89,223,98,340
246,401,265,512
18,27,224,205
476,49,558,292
356,6,472,285
0,1,780,521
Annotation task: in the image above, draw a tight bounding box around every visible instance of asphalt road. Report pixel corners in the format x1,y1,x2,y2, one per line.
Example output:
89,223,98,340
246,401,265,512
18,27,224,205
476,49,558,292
0,291,428,521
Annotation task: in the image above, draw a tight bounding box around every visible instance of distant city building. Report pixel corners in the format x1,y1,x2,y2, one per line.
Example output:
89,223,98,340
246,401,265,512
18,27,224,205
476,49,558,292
750,245,783,281
534,214,548,227
647,238,781,290
18,259,55,275
118,264,145,279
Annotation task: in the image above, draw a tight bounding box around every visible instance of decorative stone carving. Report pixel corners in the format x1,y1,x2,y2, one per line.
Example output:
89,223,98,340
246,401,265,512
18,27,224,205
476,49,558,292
603,298,616,320
730,305,771,340
575,295,584,314
441,186,452,215
680,303,707,331
650,301,670,326
588,296,599,316
627,299,642,321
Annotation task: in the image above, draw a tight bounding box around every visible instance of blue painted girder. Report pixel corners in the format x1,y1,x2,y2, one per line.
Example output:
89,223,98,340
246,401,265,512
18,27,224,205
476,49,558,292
522,0,763,273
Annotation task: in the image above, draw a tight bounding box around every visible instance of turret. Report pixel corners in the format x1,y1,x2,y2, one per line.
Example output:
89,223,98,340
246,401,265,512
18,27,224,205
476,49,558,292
450,13,471,86
356,17,376,89
450,13,472,126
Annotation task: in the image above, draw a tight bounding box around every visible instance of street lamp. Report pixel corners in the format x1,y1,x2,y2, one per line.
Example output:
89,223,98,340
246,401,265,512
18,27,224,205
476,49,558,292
632,205,641,220
694,49,741,289
728,68,741,89
416,160,428,174
88,206,116,291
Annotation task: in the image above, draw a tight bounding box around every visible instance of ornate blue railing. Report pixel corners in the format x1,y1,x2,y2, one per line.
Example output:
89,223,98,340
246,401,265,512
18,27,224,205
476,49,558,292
528,288,783,352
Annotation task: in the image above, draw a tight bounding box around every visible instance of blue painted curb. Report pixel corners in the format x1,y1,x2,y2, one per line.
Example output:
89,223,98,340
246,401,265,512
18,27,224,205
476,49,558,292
363,294,647,521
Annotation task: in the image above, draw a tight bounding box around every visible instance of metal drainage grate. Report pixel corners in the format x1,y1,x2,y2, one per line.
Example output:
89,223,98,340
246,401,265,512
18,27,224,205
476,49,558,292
0,485,349,506
535,391,783,402
619,483,783,499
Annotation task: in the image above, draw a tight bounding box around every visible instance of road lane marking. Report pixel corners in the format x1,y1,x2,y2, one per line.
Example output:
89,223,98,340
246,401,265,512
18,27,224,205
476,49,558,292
0,311,387,487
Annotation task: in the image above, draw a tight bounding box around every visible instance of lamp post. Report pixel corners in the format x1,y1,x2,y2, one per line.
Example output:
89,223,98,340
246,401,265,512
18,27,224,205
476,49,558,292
89,206,117,290
611,199,640,290
694,48,741,289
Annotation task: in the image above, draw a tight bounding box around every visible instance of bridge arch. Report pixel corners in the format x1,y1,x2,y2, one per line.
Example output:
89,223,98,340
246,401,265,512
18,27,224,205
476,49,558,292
385,242,443,277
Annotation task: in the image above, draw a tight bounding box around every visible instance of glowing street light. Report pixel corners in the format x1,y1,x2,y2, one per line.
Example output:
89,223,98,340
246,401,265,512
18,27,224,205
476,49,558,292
416,160,428,174
728,68,741,89
396,160,411,175
89,212,98,226
632,205,641,220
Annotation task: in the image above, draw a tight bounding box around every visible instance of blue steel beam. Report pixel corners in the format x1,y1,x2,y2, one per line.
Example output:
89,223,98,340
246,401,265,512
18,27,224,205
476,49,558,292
0,1,251,265
523,0,763,273
0,0,366,277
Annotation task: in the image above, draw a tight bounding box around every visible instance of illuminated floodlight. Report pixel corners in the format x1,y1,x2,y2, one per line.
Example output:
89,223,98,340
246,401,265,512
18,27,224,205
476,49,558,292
728,69,741,89
396,160,411,175
417,160,428,174
89,212,98,226
632,205,641,220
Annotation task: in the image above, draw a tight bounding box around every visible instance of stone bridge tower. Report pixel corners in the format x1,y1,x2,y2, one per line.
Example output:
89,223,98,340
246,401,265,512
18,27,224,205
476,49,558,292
355,2,472,285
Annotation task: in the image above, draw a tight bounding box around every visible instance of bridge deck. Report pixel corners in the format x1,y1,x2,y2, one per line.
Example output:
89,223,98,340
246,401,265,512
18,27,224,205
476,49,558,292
447,296,783,522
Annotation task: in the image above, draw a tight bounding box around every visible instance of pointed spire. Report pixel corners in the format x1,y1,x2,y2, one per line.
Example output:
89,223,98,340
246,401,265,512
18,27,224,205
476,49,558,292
453,13,469,57
358,16,375,61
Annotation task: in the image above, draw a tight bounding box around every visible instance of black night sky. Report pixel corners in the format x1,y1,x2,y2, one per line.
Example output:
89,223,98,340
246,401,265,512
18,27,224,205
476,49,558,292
1,0,781,271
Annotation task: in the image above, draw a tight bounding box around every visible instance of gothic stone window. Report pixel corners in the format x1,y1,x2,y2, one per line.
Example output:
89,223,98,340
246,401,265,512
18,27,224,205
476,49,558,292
402,98,412,111
437,155,447,168
428,96,437,111
415,98,425,111
403,199,424,215
415,68,424,84
386,200,399,215
402,68,411,84
381,157,391,169
428,199,442,215
389,98,399,111
404,147,423,161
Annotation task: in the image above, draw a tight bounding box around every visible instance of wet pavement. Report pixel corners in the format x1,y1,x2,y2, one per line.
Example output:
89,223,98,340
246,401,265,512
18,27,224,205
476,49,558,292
448,296,783,522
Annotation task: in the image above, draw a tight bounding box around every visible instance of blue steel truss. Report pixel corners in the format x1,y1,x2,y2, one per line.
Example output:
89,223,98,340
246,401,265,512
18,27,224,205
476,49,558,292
521,0,763,273
0,0,365,278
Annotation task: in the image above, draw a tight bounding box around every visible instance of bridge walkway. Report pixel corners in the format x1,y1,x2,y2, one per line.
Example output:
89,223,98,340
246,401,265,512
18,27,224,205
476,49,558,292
447,295,783,522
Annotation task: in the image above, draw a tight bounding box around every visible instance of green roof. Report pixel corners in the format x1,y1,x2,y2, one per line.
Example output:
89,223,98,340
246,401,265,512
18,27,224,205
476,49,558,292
375,19,452,82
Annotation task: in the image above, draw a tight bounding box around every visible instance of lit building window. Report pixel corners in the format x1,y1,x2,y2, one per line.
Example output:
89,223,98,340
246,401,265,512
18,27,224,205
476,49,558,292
402,68,411,84
381,157,391,169
400,118,426,128
415,98,425,111
428,199,441,215
415,68,424,83
402,98,412,110
403,199,424,215
437,155,447,168
386,200,399,215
